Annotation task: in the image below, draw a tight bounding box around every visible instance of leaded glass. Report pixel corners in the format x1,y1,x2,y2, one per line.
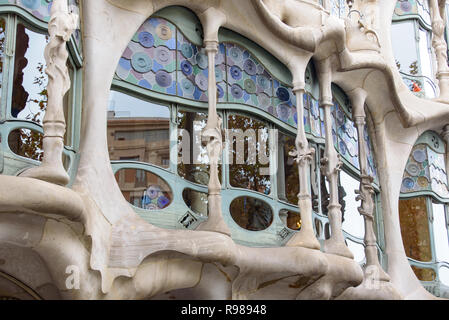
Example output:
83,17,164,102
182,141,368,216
116,17,177,95
177,30,208,101
334,101,359,169
0,0,51,22
226,43,273,111
273,79,296,126
401,142,449,198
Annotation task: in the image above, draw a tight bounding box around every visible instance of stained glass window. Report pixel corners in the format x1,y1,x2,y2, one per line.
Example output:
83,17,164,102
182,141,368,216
0,0,51,22
400,133,449,199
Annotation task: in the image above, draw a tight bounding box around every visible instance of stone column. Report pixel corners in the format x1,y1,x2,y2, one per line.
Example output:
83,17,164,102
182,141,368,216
351,88,389,281
317,59,353,258
429,0,449,101
19,0,77,186
197,40,230,235
285,82,320,250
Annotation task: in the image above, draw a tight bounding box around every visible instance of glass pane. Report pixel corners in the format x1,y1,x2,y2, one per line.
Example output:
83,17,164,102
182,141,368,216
8,128,43,161
411,265,436,281
346,239,365,264
418,27,435,98
107,90,170,168
182,188,208,216
440,267,449,286
279,133,299,205
114,168,172,210
399,197,432,262
391,21,418,75
228,114,270,194
0,18,5,98
280,209,301,230
432,203,449,262
12,24,48,125
177,110,217,185
340,171,365,238
230,196,273,231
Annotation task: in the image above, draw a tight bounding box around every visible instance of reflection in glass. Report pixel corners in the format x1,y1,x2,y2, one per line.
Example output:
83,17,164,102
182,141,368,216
107,91,170,168
440,267,449,286
391,22,418,75
411,266,436,281
314,218,322,238
114,168,172,210
346,239,365,263
432,203,449,263
182,188,208,216
0,18,5,99
8,128,43,161
177,110,215,185
278,133,298,205
228,114,270,194
399,197,432,262
280,209,301,230
340,171,365,238
12,24,49,125
230,196,273,231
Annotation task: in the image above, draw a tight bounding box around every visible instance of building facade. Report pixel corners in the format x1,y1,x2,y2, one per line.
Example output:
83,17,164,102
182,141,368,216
0,0,448,299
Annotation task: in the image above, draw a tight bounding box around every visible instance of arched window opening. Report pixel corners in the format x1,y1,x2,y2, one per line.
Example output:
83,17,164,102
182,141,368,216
399,131,449,297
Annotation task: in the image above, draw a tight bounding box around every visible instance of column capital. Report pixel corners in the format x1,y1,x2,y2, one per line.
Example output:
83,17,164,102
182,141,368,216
204,40,218,54
292,81,306,94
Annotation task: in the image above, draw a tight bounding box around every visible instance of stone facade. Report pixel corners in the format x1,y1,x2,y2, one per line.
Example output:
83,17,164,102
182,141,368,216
0,0,448,300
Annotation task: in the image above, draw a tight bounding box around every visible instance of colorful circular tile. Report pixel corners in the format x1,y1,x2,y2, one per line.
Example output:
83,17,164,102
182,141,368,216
258,93,270,108
180,43,193,59
138,31,154,48
155,46,171,65
257,75,270,90
402,177,415,189
406,162,420,176
156,24,172,40
131,52,152,73
196,53,208,69
339,140,347,155
180,60,193,76
400,1,412,12
230,84,243,99
417,176,429,188
230,65,242,80
244,79,256,94
181,78,195,95
413,149,426,163
229,46,243,62
216,84,224,99
277,104,291,122
243,59,257,75
276,87,290,102
195,73,208,91
155,70,172,87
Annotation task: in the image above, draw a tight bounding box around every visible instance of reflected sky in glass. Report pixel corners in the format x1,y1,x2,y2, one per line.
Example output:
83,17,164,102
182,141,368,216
108,90,170,118
433,203,449,263
391,22,418,73
341,170,365,238
16,27,48,124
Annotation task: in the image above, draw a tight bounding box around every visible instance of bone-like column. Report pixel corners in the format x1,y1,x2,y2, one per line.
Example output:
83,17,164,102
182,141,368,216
317,59,353,258
19,0,77,186
429,0,449,101
351,88,389,281
197,40,230,236
285,82,320,250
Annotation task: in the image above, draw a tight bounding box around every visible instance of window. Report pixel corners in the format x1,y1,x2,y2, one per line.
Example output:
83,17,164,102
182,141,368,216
109,7,383,252
399,131,449,297
0,7,81,179
392,0,436,98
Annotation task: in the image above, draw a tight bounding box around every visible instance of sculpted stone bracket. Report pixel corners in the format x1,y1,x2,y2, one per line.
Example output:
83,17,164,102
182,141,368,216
19,0,78,186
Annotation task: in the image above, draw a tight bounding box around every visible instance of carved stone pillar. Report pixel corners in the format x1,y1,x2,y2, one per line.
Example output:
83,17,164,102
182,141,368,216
429,0,449,101
285,82,320,250
19,0,77,186
317,59,353,258
350,88,389,281
197,40,230,236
